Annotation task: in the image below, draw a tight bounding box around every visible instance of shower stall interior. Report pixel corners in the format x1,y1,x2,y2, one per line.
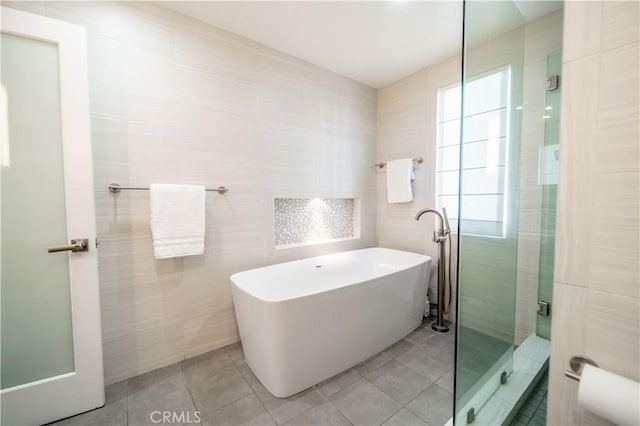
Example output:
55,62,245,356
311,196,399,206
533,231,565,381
453,1,564,424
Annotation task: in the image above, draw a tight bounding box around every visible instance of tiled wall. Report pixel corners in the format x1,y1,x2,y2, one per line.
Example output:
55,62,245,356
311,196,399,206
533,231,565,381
274,198,356,247
3,1,377,384
547,2,639,425
376,10,565,344
376,22,528,338
376,54,461,321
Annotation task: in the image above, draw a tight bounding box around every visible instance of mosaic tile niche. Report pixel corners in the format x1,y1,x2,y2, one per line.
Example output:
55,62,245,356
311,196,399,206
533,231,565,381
274,198,358,247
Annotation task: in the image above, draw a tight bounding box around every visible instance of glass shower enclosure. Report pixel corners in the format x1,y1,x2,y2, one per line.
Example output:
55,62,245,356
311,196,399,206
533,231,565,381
453,1,564,424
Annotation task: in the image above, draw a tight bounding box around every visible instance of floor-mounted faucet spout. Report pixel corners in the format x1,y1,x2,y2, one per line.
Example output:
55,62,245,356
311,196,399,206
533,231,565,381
416,207,451,332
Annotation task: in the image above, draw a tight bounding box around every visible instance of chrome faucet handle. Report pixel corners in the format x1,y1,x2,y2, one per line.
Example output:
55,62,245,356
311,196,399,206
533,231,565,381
433,231,448,243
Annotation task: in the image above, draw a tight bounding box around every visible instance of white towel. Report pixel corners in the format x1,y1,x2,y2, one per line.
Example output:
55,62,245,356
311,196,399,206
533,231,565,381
150,184,205,259
386,159,415,203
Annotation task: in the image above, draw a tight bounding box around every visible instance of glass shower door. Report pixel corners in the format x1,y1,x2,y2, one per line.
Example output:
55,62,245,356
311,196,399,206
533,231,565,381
537,50,562,339
455,1,565,424
454,1,525,424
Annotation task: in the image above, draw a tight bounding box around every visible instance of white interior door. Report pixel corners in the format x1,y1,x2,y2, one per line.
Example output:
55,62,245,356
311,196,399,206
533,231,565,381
0,7,104,425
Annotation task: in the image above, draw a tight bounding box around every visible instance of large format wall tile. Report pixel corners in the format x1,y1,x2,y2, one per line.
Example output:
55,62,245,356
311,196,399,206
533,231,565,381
585,290,639,380
562,1,602,62
549,2,640,424
595,43,639,174
2,1,377,384
547,283,588,426
601,1,639,52
553,55,599,287
376,57,459,312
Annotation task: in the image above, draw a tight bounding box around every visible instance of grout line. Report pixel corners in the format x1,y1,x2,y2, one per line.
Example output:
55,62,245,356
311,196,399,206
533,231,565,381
527,378,548,424
362,374,407,407
314,389,354,426
510,371,549,425
125,379,129,426
378,407,402,426
406,402,439,426
184,385,200,424
202,390,260,421
278,388,324,426
235,366,278,426
178,360,207,411
253,393,277,426
360,377,404,426
188,366,255,420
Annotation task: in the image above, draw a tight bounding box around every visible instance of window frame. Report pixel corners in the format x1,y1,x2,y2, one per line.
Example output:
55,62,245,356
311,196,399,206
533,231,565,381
435,65,513,239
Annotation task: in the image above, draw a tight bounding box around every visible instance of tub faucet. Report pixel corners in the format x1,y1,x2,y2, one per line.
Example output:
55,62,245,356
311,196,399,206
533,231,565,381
415,208,450,243
415,207,451,333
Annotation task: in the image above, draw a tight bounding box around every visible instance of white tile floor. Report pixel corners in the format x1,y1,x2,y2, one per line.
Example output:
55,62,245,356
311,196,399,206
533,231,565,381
50,318,455,426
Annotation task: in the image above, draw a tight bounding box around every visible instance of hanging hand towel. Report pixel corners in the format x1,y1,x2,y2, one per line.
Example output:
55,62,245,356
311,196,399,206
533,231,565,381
386,159,414,203
150,184,205,259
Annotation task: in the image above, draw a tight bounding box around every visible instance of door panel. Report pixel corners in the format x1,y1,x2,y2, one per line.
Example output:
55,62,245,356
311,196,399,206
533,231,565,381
1,32,76,391
0,7,104,425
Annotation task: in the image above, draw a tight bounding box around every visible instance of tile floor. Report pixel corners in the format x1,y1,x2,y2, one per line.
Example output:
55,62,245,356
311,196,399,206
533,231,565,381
509,372,548,426
455,327,513,408
50,318,454,426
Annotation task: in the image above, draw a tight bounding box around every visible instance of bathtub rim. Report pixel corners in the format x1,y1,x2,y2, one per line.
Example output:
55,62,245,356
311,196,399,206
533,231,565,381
230,247,432,304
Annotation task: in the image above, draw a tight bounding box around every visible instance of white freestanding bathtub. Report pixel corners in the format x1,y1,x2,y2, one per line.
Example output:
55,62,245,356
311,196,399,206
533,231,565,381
230,247,431,398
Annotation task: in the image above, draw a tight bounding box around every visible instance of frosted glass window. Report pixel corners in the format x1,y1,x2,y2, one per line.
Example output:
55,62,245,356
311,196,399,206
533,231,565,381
435,68,511,237
463,71,509,116
437,170,460,196
462,195,504,222
437,145,460,171
462,138,507,170
462,167,505,195
437,195,459,219
438,119,462,147
438,84,462,122
463,109,507,143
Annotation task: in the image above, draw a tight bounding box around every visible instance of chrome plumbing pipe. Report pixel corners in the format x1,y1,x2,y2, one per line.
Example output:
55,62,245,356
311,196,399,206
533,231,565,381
415,207,450,332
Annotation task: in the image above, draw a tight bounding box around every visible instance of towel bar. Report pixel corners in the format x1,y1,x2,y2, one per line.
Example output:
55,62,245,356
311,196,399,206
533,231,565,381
108,183,229,194
375,157,423,169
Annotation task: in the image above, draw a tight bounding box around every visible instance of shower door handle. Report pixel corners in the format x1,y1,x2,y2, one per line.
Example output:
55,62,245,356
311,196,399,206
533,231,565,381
48,238,89,253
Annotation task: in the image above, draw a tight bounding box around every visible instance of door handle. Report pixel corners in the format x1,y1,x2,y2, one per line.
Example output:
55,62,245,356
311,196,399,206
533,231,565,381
48,239,89,253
